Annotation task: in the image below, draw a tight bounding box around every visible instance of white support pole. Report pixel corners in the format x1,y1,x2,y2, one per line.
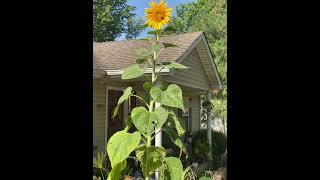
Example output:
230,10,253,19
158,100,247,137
104,86,109,152
155,102,162,180
155,106,162,147
155,83,162,180
207,92,212,159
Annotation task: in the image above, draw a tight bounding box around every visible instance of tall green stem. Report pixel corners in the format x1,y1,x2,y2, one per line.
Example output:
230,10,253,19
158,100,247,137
145,33,159,180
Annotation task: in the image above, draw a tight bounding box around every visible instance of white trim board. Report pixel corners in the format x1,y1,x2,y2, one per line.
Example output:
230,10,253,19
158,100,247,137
106,68,170,76
200,35,223,89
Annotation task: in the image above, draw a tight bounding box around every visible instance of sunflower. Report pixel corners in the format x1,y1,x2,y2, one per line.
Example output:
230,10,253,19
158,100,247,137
145,0,173,30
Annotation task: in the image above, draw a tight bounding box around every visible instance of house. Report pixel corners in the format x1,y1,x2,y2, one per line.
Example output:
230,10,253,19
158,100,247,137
93,31,222,152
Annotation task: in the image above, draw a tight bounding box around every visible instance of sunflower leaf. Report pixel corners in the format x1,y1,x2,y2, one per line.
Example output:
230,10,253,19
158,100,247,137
162,62,189,69
136,48,151,64
162,42,179,48
122,65,146,80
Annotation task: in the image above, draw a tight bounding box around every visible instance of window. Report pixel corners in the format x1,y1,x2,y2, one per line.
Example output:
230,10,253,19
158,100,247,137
128,94,137,113
178,97,192,132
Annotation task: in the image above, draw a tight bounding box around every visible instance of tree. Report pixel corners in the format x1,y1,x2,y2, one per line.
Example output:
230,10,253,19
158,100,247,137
125,17,145,39
93,0,144,42
166,0,227,130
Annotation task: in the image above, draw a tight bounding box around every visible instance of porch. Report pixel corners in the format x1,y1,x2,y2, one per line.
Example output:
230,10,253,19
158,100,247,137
93,77,210,153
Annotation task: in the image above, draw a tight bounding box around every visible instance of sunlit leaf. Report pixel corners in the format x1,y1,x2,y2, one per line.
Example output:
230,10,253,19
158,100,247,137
165,157,184,180
107,160,126,180
122,65,146,80
150,84,184,110
162,62,188,69
163,127,188,157
162,42,179,48
113,87,133,118
107,130,141,167
131,107,168,137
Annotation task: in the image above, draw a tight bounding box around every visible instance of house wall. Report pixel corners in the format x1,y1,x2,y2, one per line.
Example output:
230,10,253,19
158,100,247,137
94,79,139,153
93,79,106,153
191,95,201,131
163,48,211,91
93,78,203,153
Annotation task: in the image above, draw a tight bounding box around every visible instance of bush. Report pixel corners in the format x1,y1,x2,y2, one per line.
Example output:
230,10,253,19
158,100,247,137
191,130,227,165
191,130,210,162
211,131,227,170
212,131,227,156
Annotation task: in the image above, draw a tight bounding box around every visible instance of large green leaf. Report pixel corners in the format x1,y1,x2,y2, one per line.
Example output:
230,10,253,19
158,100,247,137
163,127,188,157
162,42,179,48
106,131,141,167
150,84,184,110
123,117,133,132
131,107,153,137
107,160,126,180
112,87,133,118
143,81,153,93
160,84,184,109
165,157,184,180
122,65,146,80
150,86,162,100
136,58,147,64
136,48,151,64
153,107,169,130
135,145,166,177
168,111,185,136
162,62,188,69
131,107,168,137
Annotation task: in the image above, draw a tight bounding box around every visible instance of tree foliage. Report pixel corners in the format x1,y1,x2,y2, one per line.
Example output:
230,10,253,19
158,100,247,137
93,0,144,41
168,0,227,85
166,0,227,126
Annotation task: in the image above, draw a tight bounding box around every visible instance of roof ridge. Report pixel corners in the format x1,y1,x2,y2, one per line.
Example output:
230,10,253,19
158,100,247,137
94,31,205,71
93,31,204,44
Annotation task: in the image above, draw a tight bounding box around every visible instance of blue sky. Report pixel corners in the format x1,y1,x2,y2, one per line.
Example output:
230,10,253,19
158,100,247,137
116,0,194,41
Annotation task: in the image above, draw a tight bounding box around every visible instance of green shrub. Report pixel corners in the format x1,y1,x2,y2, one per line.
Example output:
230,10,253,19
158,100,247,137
191,130,227,165
211,131,227,170
212,131,227,156
191,130,210,162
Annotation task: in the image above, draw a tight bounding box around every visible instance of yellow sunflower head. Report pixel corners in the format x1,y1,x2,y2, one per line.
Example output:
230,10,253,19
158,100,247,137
145,0,173,30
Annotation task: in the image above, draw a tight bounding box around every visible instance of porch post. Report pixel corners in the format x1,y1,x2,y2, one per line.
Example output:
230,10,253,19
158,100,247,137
104,86,108,151
155,101,162,147
207,92,212,159
155,82,162,180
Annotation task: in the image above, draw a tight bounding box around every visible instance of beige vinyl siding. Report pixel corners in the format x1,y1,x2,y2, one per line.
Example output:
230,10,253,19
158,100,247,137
163,49,211,91
191,95,201,131
196,39,220,89
93,80,106,152
93,80,136,153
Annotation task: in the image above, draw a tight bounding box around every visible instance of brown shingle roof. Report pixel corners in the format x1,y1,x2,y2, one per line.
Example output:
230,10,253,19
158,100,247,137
93,31,203,71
